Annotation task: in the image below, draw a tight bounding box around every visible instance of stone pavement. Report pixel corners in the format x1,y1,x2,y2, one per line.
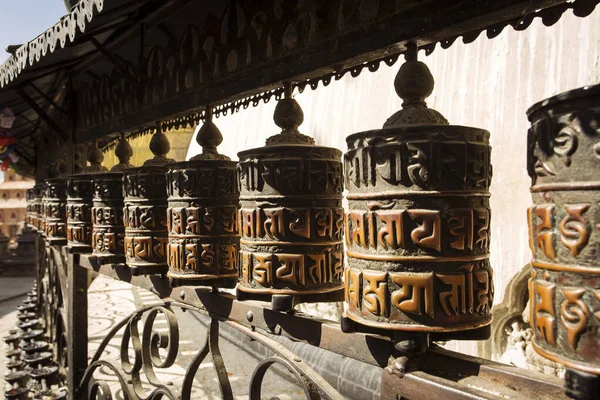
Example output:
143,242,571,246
0,277,35,303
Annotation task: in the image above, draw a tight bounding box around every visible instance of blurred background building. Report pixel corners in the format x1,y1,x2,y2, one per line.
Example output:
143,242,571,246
0,170,34,241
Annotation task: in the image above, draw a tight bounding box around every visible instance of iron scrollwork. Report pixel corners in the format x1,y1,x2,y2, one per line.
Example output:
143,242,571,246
78,302,343,399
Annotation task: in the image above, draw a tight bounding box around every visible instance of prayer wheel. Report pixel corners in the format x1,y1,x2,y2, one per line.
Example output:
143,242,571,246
42,179,67,241
237,85,345,310
166,108,239,287
123,126,172,275
91,172,125,262
343,46,493,338
66,174,94,251
34,183,43,232
527,84,600,399
123,166,169,275
26,189,34,228
37,183,47,234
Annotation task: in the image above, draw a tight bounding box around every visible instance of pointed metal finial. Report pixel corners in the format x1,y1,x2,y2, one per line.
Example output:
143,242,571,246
144,122,175,166
266,82,315,146
84,141,108,173
111,133,135,171
383,42,449,128
190,106,230,161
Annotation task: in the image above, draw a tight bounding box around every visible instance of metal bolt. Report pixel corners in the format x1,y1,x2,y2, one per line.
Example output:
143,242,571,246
246,311,253,322
179,291,185,300
391,356,409,378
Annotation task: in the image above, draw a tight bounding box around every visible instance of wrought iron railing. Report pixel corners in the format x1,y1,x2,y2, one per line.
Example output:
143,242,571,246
3,240,574,399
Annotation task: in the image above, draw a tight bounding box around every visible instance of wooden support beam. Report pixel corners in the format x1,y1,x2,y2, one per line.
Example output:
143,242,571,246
14,148,34,165
67,254,89,398
15,88,68,141
28,82,68,117
15,112,36,128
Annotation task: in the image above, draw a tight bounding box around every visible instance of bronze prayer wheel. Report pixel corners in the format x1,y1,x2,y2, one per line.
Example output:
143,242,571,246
237,86,345,306
343,47,493,335
26,189,34,228
123,166,169,275
34,183,44,232
166,161,239,286
37,182,46,234
91,172,125,262
526,84,600,388
166,108,239,287
66,174,94,251
42,179,67,241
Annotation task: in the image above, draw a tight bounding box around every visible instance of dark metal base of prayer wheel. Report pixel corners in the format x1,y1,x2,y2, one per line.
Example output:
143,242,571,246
344,126,493,334
527,84,600,382
92,172,125,264
123,166,169,276
237,144,345,303
166,160,240,288
236,288,345,313
565,369,600,400
66,174,94,252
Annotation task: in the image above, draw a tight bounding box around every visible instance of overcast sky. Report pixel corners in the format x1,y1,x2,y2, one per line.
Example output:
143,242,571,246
0,0,66,64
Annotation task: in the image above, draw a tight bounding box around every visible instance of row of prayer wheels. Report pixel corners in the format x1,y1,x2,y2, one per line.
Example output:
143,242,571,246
26,49,493,339
24,46,599,391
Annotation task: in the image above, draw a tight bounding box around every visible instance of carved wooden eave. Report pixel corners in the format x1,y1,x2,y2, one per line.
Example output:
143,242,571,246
0,0,597,175
0,0,104,88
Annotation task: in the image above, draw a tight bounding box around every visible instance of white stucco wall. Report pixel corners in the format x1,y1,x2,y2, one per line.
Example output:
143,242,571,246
186,8,600,356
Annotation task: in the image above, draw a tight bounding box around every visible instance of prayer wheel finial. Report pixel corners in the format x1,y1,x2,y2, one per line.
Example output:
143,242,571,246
266,82,314,145
73,151,84,174
191,106,230,161
111,133,135,171
144,122,175,166
384,43,448,128
84,141,108,173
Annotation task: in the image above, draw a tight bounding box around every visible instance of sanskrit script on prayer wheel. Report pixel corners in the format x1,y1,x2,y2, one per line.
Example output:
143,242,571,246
43,179,67,241
237,86,345,302
526,84,600,382
31,184,40,231
26,189,34,228
166,109,239,287
123,166,169,275
66,175,94,251
343,47,493,333
38,182,47,234
92,172,125,261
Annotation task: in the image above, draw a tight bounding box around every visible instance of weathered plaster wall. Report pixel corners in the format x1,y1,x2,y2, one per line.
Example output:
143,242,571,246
187,8,600,356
